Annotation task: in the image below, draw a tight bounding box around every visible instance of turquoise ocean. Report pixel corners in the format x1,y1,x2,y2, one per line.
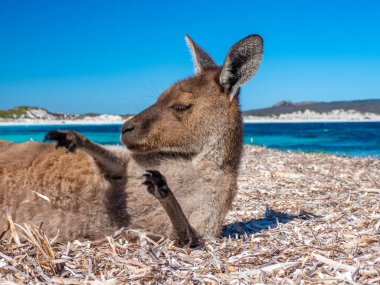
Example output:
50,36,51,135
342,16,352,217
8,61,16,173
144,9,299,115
0,122,379,157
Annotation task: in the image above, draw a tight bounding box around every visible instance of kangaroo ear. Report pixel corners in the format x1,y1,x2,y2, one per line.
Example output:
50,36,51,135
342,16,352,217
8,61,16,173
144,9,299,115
185,34,217,74
220,35,263,98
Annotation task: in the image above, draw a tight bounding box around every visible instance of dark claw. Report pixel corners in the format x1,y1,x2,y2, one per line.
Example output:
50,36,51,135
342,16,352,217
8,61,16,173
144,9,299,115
147,170,161,176
44,131,77,152
143,173,152,179
142,170,169,199
44,131,67,142
67,141,77,152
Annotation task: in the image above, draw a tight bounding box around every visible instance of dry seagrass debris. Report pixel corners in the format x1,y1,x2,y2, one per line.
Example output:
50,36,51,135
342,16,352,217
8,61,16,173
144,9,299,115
1,145,379,284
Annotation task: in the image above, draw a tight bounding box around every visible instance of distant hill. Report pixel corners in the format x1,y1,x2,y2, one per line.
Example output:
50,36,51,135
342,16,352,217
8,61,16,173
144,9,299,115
1,100,380,123
0,106,50,119
243,99,380,117
0,106,132,120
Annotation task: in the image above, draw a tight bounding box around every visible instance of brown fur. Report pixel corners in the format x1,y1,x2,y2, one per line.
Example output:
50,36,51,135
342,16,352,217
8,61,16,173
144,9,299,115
0,35,263,244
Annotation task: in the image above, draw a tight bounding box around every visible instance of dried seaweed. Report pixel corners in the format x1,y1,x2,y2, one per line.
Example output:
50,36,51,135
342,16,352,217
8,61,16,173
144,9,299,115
1,146,379,284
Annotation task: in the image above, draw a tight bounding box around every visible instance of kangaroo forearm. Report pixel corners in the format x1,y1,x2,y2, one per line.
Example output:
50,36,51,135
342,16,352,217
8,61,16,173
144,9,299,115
79,139,125,178
45,130,126,178
160,194,191,228
143,170,200,247
159,191,198,240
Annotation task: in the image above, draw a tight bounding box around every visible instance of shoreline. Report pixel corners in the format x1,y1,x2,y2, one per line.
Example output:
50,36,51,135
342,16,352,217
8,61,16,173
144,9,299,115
1,118,380,126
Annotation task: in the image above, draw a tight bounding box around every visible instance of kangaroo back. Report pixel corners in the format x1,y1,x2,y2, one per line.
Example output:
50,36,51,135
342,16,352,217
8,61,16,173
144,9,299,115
0,140,13,151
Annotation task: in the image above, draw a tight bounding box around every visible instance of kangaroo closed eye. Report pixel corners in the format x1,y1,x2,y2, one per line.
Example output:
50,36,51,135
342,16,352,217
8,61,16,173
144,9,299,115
171,104,192,112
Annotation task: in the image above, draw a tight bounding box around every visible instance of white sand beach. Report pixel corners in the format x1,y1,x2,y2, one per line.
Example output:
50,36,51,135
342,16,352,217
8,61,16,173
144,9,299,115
1,112,380,126
244,109,380,123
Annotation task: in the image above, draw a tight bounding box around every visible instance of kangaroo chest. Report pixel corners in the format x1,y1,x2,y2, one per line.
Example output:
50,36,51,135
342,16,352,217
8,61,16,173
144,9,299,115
124,156,233,236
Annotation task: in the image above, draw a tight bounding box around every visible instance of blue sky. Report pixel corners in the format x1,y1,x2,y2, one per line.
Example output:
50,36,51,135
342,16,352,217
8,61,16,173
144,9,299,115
0,0,379,114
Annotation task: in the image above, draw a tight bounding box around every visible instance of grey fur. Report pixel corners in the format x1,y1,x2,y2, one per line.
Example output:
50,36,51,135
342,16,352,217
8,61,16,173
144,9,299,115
220,35,263,98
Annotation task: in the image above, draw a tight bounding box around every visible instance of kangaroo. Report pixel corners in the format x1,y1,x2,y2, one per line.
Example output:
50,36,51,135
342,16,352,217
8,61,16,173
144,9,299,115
0,35,263,247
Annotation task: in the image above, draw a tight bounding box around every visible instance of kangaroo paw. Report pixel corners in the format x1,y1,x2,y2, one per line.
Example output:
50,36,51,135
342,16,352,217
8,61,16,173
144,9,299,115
45,130,83,152
143,170,169,199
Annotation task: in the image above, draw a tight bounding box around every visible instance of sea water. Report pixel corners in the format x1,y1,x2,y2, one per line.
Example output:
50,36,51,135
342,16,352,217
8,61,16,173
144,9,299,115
0,122,379,157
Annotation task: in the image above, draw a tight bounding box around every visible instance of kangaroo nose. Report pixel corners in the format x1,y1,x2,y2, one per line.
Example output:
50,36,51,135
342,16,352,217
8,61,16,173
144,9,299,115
122,123,136,134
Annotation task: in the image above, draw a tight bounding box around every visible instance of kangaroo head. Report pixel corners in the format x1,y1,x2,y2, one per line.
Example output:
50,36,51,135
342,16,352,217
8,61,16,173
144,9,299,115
121,35,263,158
